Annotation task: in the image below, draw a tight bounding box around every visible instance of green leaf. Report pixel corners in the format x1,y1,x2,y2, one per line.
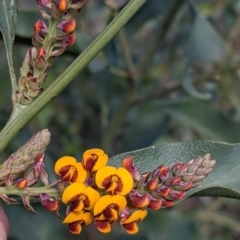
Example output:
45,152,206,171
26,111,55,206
156,98,240,142
110,141,240,199
0,0,18,86
189,7,227,63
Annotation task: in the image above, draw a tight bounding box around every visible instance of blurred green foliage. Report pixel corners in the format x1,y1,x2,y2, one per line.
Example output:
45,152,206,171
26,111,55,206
1,0,240,239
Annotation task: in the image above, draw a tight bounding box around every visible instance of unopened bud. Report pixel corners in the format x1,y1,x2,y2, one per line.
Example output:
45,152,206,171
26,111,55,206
122,157,141,181
35,20,48,34
58,19,76,33
147,194,162,210
146,178,158,190
56,0,68,12
129,190,149,208
40,193,59,212
16,178,27,189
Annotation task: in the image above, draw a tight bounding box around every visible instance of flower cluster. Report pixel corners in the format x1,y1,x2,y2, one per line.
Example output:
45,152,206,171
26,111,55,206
54,149,216,235
16,0,89,105
54,149,137,234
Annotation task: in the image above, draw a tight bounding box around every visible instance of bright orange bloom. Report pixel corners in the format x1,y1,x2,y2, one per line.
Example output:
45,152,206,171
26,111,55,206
120,209,147,234
54,156,87,183
82,149,108,172
63,211,92,235
93,195,127,233
95,166,133,195
62,183,100,213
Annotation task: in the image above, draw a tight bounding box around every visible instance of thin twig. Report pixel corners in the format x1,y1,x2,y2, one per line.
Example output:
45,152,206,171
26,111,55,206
137,0,187,75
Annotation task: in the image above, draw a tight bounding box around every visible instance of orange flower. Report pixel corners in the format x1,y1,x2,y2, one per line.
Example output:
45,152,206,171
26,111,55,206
82,149,108,172
54,156,87,183
95,166,133,195
93,195,127,233
62,183,100,213
120,209,147,234
63,211,92,235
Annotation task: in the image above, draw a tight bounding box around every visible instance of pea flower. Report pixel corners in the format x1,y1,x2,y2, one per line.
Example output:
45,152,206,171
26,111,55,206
120,209,147,234
93,195,127,233
82,148,108,172
54,156,87,183
95,166,133,195
62,183,100,213
63,211,92,235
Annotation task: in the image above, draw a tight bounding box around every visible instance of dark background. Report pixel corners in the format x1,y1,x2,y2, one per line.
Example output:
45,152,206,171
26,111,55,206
1,0,240,239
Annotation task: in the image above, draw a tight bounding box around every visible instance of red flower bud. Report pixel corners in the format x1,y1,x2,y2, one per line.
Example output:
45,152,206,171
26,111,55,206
146,178,158,190
56,0,68,12
164,176,181,186
62,34,76,46
157,165,170,181
40,193,59,212
16,178,27,189
129,190,149,208
122,157,141,181
35,20,48,34
161,199,174,208
58,19,76,33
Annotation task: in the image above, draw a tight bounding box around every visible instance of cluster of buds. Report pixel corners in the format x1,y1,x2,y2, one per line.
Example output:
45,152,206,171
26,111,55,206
54,149,216,235
124,154,216,210
16,0,89,105
0,130,60,213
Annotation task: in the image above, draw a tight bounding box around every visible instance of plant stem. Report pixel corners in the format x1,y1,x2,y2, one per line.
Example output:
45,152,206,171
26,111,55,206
0,0,147,152
137,0,186,75
0,186,60,199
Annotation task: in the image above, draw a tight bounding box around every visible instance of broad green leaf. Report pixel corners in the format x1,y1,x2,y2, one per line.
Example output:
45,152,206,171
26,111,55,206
110,141,240,199
156,98,240,142
0,0,18,84
189,6,227,62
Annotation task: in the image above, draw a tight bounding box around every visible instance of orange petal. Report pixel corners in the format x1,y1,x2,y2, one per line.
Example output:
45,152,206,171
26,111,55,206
95,213,107,221
63,211,93,225
68,222,82,234
95,166,116,189
122,222,138,234
121,210,147,224
54,156,77,174
95,220,111,233
92,153,108,172
62,183,86,204
84,186,100,210
112,195,127,210
82,149,108,172
116,167,133,195
93,195,112,216
70,162,87,183
63,212,81,224
82,211,93,225
83,148,105,156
